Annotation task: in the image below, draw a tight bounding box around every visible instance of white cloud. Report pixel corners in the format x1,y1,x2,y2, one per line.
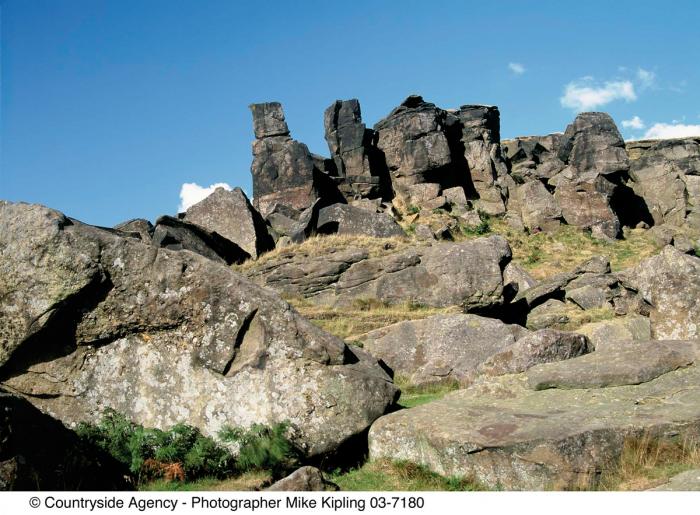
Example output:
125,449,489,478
178,182,232,212
508,62,525,75
636,68,656,89
560,78,637,111
622,116,645,130
643,122,700,139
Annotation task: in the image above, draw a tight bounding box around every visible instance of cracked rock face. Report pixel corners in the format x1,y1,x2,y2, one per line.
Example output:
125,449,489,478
183,187,274,259
0,201,398,457
373,96,453,197
628,138,700,227
250,102,335,216
369,340,700,490
243,236,513,311
619,245,700,340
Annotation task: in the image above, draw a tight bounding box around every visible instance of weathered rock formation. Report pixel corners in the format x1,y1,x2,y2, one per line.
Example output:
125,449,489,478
151,215,250,265
0,201,398,457
316,203,405,238
183,187,274,259
619,245,700,339
249,102,342,216
369,339,700,490
627,137,700,230
359,314,588,387
360,314,528,386
243,236,513,311
324,99,384,199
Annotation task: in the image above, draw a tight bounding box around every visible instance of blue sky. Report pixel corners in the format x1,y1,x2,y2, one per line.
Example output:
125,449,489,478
2,0,699,226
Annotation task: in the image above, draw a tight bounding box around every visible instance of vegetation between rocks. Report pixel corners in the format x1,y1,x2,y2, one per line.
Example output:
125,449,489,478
76,410,299,487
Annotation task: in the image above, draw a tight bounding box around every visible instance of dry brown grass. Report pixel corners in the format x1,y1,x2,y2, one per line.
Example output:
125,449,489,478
234,234,411,272
288,297,459,341
598,434,700,491
485,220,661,280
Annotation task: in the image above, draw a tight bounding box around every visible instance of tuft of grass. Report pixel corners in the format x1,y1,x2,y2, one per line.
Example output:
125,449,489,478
140,471,271,491
597,434,700,491
234,234,410,271
329,459,486,491
287,297,459,341
394,376,460,409
485,221,660,280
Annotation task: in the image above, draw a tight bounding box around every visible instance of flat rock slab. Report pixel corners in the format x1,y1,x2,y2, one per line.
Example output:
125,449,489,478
526,340,695,390
360,314,528,386
369,342,700,490
650,469,700,491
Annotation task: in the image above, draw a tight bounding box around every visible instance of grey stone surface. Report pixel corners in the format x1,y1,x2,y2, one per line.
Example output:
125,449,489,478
619,246,700,339
151,215,251,265
526,340,695,390
244,236,513,311
0,201,398,457
316,203,405,238
184,187,274,259
265,466,338,491
360,314,528,386
369,340,700,490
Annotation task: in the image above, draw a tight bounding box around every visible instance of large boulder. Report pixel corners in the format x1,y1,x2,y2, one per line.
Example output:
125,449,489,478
627,138,700,228
324,99,384,199
151,215,251,265
0,391,131,490
454,105,510,215
526,340,694,390
183,187,274,259
619,246,700,339
554,171,621,239
244,236,514,311
359,314,528,386
508,180,562,232
316,203,405,238
250,102,342,216
373,96,453,198
502,134,565,181
557,112,629,177
575,316,651,350
0,201,398,457
369,340,700,490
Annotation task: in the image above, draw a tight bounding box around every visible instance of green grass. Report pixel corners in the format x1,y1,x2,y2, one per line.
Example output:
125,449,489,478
329,459,486,491
140,471,271,491
395,377,460,409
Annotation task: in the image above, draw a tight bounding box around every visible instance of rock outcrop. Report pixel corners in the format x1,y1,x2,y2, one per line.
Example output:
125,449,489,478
324,99,384,199
0,201,398,457
183,187,274,259
619,245,700,339
151,215,250,265
250,102,342,216
453,105,510,215
316,203,405,238
627,137,700,229
373,96,454,199
243,236,513,311
360,314,528,386
369,340,700,490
